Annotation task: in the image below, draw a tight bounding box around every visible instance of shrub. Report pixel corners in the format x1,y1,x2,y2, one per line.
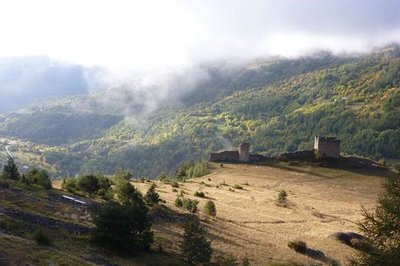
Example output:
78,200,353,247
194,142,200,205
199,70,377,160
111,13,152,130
157,174,167,181
278,190,288,205
194,191,205,198
171,181,179,188
62,177,77,193
182,198,199,213
233,184,243,190
216,255,238,266
175,197,183,208
172,188,178,192
204,200,216,217
288,240,307,254
242,257,250,266
180,216,212,264
25,168,52,189
114,169,133,182
33,228,51,246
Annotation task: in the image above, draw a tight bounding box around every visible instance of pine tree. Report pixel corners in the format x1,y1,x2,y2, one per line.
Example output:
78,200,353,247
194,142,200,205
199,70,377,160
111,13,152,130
1,156,20,180
144,183,162,207
351,174,400,265
180,216,212,264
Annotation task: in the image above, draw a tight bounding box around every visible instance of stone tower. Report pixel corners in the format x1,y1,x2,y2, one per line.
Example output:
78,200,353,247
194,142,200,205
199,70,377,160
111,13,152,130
239,143,250,162
314,136,340,159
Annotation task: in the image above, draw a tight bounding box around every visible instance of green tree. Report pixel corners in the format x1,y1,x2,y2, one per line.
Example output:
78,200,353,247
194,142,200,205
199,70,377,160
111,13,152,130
144,183,162,207
26,168,52,189
76,174,99,197
1,156,20,180
115,181,143,206
351,174,400,265
97,175,113,200
180,216,212,264
91,200,153,254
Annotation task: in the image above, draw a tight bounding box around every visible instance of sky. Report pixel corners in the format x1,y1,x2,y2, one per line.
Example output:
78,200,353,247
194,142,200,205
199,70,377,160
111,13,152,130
0,0,399,72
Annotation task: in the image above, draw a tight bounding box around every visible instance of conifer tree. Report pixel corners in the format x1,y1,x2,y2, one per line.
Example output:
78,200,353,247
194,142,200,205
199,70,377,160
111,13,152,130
144,183,162,207
352,174,400,265
180,216,212,264
1,156,20,180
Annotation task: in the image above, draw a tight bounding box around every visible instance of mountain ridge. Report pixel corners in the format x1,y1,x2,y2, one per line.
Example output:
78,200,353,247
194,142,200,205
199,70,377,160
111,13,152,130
0,46,399,177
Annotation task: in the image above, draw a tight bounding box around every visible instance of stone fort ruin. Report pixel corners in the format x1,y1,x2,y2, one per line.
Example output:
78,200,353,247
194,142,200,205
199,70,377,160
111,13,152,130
210,136,341,163
209,143,265,163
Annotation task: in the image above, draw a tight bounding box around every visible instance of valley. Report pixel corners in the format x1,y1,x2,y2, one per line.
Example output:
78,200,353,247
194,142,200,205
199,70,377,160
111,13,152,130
0,47,399,178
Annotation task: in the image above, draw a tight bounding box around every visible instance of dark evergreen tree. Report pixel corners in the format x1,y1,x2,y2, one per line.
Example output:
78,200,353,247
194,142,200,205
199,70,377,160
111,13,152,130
76,174,99,197
91,200,153,254
144,183,162,207
116,181,143,206
180,216,212,264
351,174,400,265
1,156,20,180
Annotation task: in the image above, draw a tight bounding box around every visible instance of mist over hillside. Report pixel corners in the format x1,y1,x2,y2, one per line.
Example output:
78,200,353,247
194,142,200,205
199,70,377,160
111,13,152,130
0,56,112,113
0,46,399,177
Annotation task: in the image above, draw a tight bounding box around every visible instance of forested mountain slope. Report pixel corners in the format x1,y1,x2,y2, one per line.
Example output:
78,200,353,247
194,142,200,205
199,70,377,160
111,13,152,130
0,46,399,177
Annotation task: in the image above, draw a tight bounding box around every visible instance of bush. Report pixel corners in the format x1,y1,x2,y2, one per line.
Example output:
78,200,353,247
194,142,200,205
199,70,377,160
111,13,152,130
233,184,243,190
204,200,216,217
62,177,77,192
288,240,307,254
278,190,288,205
194,191,205,198
171,181,179,188
25,168,52,189
182,198,199,213
175,197,183,208
33,228,51,246
172,188,178,192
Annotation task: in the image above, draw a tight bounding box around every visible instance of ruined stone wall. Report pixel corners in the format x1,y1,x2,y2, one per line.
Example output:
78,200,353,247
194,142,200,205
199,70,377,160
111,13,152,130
209,151,239,162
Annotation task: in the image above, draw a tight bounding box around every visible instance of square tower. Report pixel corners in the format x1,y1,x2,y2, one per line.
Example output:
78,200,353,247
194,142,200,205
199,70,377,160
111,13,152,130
314,136,340,159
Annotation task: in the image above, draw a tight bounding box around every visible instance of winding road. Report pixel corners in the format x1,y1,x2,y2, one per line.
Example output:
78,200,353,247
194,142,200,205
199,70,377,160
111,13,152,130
5,145,12,158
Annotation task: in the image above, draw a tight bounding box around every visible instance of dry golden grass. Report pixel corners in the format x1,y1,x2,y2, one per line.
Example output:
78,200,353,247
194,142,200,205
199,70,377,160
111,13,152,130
133,162,386,265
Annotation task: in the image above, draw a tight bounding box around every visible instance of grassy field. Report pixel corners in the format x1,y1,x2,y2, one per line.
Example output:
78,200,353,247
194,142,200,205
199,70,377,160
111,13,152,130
1,161,389,265
131,162,387,265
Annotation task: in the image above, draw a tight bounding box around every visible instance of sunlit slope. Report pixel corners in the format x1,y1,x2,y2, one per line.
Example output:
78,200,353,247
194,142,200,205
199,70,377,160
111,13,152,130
131,162,387,265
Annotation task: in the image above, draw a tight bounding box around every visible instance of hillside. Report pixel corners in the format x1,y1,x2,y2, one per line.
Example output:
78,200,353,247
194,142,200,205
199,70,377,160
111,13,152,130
0,46,399,177
0,161,390,265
